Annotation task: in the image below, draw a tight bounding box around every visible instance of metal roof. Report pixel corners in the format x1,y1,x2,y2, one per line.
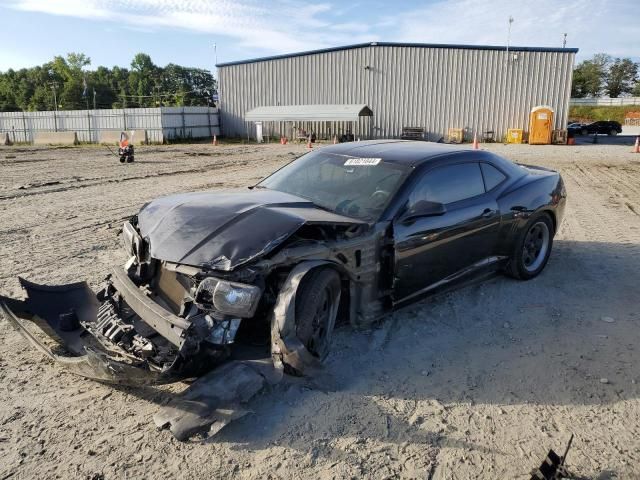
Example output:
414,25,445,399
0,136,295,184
217,41,579,67
244,104,373,122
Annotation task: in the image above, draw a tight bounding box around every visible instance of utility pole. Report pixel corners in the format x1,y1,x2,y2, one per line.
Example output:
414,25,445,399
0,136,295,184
93,89,97,109
562,33,567,48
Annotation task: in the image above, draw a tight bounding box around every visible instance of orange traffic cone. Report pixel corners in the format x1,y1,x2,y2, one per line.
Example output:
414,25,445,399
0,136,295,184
307,136,312,150
213,135,218,146
633,136,640,153
279,136,284,145
283,136,288,145
333,135,337,144
472,133,479,150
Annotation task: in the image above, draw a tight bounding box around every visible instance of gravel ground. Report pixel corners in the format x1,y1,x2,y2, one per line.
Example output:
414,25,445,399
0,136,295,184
1,141,640,479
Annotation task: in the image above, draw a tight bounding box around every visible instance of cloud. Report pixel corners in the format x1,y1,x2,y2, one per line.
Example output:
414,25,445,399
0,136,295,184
9,0,375,54
383,0,640,59
7,0,640,60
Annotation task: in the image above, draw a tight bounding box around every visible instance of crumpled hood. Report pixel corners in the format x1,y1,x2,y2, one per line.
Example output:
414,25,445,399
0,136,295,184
136,189,364,270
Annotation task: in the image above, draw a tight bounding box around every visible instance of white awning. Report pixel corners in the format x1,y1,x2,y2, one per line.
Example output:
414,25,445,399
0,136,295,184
245,104,373,122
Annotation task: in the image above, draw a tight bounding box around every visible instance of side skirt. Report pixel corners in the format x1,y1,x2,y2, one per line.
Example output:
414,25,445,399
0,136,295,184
392,255,508,309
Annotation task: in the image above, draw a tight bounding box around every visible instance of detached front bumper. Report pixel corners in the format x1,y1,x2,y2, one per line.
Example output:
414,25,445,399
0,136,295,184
0,269,191,386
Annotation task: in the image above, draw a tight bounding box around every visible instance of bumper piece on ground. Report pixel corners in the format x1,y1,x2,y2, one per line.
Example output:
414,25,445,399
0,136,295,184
153,359,281,440
0,275,184,385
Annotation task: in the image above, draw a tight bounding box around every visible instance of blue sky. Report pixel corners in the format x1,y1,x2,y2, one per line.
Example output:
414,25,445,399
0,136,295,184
0,0,638,73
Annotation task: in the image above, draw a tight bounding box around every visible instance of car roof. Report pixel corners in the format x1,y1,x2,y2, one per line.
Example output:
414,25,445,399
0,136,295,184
319,140,470,167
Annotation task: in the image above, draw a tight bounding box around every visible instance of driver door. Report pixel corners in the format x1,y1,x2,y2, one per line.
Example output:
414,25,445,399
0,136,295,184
393,162,501,302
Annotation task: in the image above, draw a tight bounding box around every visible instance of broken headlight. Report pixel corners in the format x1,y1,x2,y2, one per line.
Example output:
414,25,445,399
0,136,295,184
195,277,261,317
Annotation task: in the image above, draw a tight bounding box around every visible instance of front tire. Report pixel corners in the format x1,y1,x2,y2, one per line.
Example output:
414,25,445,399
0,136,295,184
294,268,341,360
506,213,554,280
609,129,618,136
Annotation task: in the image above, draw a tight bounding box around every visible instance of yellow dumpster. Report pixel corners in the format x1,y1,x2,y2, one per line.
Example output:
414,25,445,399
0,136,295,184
506,128,523,144
529,106,554,145
447,128,463,144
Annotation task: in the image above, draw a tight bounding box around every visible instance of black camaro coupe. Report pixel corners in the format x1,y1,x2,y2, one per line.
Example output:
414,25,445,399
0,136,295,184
1,140,566,384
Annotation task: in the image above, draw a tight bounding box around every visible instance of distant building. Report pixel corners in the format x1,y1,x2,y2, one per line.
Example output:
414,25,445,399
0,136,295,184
217,42,577,142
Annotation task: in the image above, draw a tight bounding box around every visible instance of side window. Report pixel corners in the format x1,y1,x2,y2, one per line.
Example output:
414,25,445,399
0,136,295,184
480,163,506,191
409,163,485,206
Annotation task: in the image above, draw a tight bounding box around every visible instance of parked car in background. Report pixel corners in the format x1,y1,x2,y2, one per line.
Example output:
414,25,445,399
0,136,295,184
580,121,622,136
567,123,585,135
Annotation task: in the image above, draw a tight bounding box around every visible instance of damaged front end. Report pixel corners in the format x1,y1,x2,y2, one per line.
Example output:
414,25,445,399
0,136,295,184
0,268,258,386
2,185,386,394
0,220,269,386
1,202,375,388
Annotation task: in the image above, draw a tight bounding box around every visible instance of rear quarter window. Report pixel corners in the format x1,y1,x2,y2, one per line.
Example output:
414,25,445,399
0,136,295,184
410,163,485,205
480,163,507,191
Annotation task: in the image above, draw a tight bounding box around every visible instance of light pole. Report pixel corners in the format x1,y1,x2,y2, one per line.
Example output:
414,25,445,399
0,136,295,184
506,16,514,62
49,82,59,132
50,82,58,112
213,43,219,107
502,16,515,142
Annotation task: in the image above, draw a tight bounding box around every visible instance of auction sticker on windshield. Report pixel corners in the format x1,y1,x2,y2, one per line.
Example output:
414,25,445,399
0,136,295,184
344,158,382,166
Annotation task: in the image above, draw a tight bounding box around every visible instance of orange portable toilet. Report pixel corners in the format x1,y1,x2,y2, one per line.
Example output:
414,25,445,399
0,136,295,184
528,106,554,145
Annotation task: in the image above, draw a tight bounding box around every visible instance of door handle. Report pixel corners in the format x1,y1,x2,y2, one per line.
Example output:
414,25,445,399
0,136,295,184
481,208,496,218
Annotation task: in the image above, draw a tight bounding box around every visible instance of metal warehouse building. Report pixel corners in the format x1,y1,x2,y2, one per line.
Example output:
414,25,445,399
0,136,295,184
217,42,577,142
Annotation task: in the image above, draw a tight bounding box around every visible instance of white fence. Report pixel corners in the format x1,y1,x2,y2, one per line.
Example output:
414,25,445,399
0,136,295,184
569,97,640,106
0,107,220,144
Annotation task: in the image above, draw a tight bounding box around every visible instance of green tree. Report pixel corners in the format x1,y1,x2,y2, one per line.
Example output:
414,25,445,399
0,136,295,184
572,53,611,97
605,58,639,98
0,52,215,111
66,53,91,71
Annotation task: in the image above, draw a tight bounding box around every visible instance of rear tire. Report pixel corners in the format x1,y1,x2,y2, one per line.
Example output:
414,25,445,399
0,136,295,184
506,212,555,280
294,268,341,360
609,129,618,136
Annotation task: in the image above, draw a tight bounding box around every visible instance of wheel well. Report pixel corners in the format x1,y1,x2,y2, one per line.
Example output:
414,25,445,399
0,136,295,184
303,265,351,326
540,209,557,235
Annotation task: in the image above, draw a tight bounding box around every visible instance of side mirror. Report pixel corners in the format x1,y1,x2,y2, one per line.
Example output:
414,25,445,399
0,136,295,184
400,200,446,223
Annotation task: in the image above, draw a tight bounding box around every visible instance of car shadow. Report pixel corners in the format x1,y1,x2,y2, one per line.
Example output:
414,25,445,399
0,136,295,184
212,240,637,460
112,238,639,473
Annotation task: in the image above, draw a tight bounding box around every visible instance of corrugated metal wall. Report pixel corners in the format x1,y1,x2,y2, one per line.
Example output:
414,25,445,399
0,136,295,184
219,45,575,141
0,107,220,143
160,107,221,141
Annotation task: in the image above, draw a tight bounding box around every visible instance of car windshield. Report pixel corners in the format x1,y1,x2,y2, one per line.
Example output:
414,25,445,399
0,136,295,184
257,151,410,221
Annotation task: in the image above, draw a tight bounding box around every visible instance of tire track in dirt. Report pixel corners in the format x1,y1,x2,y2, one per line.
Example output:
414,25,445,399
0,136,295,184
3,143,640,479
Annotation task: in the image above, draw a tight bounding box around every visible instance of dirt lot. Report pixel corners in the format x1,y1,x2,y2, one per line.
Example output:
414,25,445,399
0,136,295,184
1,141,640,479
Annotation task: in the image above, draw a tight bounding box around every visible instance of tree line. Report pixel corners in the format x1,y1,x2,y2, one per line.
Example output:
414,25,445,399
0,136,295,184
2,50,638,111
572,54,639,98
0,53,216,111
